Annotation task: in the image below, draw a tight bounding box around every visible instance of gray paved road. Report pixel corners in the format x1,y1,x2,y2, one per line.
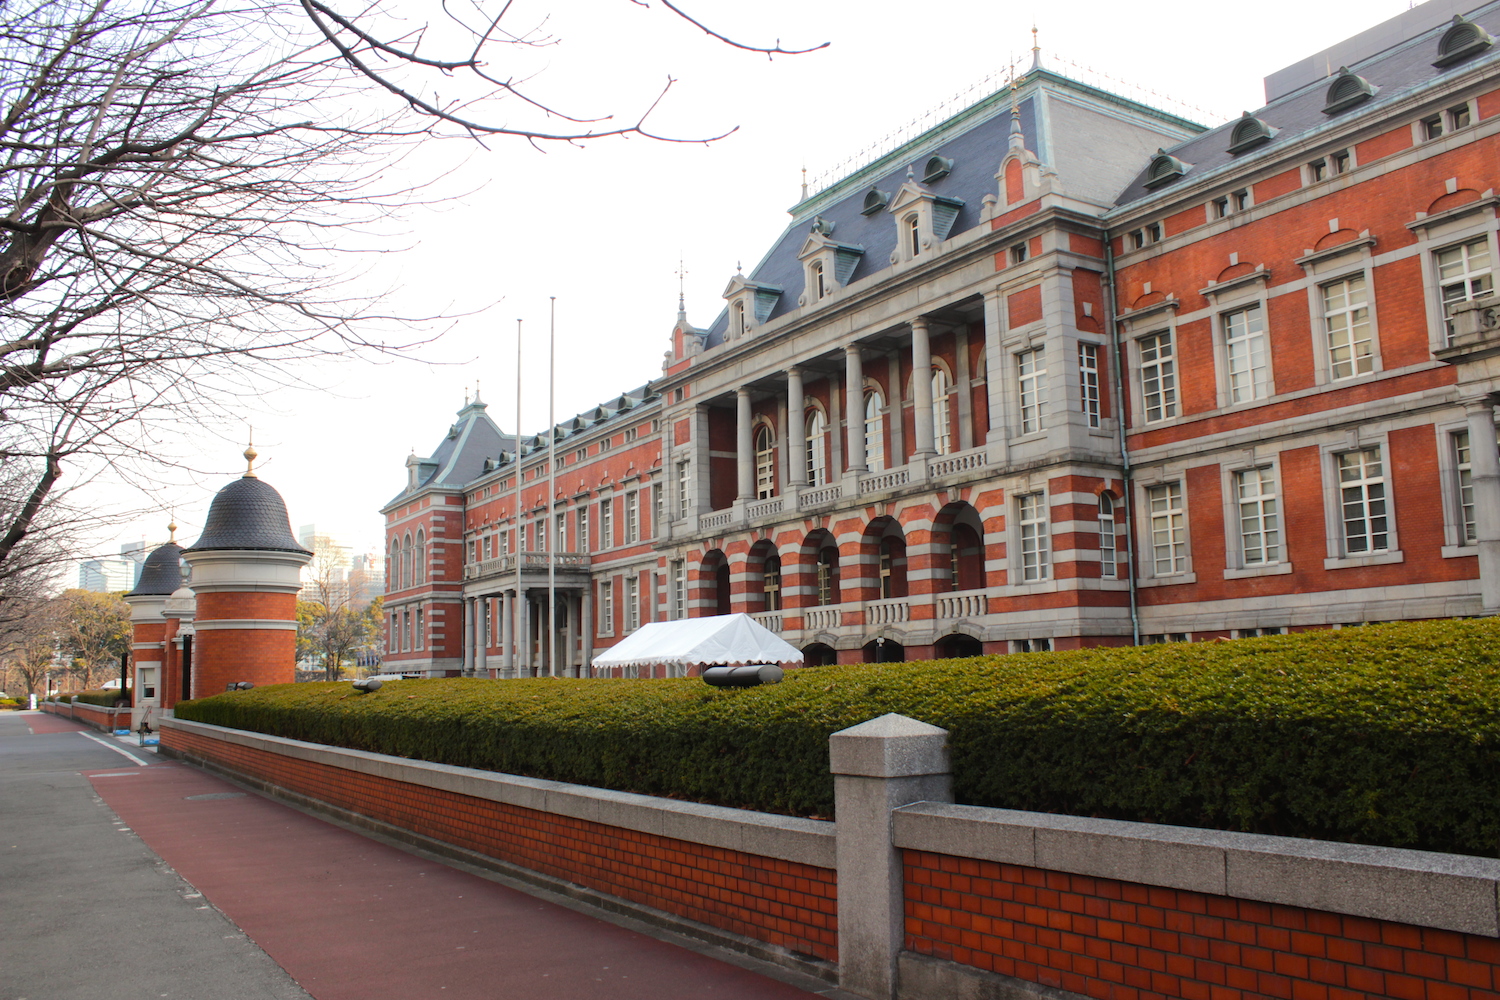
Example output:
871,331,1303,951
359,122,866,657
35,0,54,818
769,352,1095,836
0,712,311,1000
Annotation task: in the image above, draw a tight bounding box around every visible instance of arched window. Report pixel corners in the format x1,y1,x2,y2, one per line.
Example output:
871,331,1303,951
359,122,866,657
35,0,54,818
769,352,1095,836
389,539,400,591
931,368,953,455
878,534,907,599
864,389,885,472
906,214,921,257
950,522,983,591
401,533,413,589
732,300,746,338
817,545,840,606
754,423,775,499
805,408,827,487
414,529,426,585
763,554,782,611
811,259,827,300
1098,493,1118,580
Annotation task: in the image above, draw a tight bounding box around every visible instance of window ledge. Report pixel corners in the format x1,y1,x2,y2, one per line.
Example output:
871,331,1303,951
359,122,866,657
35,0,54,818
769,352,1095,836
1323,550,1404,570
1138,572,1197,588
1442,544,1479,559
1224,562,1293,579
1005,577,1059,595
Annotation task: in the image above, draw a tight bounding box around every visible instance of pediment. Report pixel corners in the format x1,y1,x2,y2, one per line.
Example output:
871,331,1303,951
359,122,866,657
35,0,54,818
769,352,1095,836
888,180,934,214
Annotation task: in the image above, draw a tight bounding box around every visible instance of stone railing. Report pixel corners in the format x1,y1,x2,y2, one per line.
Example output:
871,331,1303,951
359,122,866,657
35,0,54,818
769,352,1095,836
699,511,733,531
927,449,987,478
746,498,783,519
935,591,987,619
864,598,910,625
798,484,842,507
750,611,783,632
802,608,842,630
858,469,910,494
465,552,589,580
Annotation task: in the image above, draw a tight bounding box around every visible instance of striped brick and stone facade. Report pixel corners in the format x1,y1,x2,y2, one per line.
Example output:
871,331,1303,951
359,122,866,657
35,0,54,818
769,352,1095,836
387,0,1500,674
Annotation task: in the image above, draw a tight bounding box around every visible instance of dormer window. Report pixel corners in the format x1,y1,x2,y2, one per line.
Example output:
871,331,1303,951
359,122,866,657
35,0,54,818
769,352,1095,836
722,273,783,341
732,301,746,336
1435,14,1493,68
1323,67,1376,115
1226,112,1275,155
811,259,827,299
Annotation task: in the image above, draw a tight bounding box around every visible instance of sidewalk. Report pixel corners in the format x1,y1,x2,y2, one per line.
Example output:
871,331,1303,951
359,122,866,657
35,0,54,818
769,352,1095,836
2,711,838,1000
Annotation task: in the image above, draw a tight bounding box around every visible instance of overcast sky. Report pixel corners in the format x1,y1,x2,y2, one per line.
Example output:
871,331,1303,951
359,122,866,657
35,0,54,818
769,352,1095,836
76,0,1417,571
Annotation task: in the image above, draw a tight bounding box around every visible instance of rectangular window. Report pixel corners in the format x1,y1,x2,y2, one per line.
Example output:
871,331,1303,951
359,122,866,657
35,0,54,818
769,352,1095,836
1338,448,1388,554
677,461,691,518
625,576,639,632
578,507,590,553
600,498,613,549
1017,347,1047,434
1013,637,1052,653
601,581,614,634
1212,196,1229,219
1099,499,1117,580
1232,189,1250,212
416,609,425,650
671,560,686,619
624,427,638,442
652,484,662,535
1449,103,1471,130
1017,493,1050,582
1223,304,1269,403
1456,431,1476,543
1146,223,1163,243
1148,482,1187,575
534,519,546,552
1079,343,1102,428
1138,331,1178,422
1331,150,1350,174
1423,114,1444,140
575,448,587,463
1130,230,1145,250
1308,158,1327,182
556,512,567,552
1010,243,1027,264
625,492,639,544
1438,238,1493,342
1322,275,1374,379
1235,467,1281,565
482,535,492,560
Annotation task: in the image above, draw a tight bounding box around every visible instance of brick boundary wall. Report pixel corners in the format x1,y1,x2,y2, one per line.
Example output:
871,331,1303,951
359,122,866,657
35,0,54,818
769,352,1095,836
893,802,1500,1000
159,718,838,971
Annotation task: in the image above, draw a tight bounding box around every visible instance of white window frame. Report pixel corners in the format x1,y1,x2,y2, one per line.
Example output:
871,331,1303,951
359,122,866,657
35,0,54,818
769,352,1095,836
1136,330,1178,424
1078,342,1102,429
670,559,687,619
578,506,590,553
931,366,954,455
754,423,776,499
1016,346,1047,435
600,579,615,636
1437,418,1500,557
805,408,828,487
864,387,886,473
625,575,640,632
556,512,568,552
625,492,639,544
1321,437,1403,569
1098,492,1117,580
677,460,691,520
1321,273,1377,381
1221,303,1271,404
1437,236,1494,344
600,497,614,550
1222,463,1291,578
1140,478,1191,581
1016,492,1050,583
1413,211,1498,354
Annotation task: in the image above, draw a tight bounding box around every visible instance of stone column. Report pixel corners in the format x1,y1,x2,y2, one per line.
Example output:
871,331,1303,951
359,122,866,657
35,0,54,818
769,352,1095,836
845,344,867,473
462,598,475,675
829,714,952,1000
565,592,578,677
581,587,594,678
787,366,807,486
520,591,532,677
911,317,935,457
501,590,514,678
475,598,488,677
737,388,755,500
1468,398,1500,612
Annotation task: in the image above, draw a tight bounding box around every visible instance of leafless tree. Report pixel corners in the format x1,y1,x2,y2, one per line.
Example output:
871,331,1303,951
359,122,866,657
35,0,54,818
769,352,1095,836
0,0,824,610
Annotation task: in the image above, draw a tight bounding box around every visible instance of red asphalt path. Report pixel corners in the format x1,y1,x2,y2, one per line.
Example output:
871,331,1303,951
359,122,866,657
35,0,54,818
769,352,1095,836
26,712,91,733
86,760,821,1000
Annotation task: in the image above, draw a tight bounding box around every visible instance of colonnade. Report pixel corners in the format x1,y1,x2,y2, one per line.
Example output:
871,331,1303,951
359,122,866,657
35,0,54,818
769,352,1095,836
460,588,593,678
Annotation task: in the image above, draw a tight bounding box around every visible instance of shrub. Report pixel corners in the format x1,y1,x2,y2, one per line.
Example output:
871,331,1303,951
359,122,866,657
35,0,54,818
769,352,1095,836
176,619,1500,856
73,689,127,708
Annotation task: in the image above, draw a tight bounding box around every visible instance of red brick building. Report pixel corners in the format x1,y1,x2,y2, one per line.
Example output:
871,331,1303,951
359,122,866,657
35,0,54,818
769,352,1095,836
386,0,1500,675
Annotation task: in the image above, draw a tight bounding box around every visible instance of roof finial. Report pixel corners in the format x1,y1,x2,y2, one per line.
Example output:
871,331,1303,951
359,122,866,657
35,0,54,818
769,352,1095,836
736,260,743,275
464,387,470,406
243,428,258,479
675,258,687,315
1030,24,1042,72
800,165,808,201
474,379,482,403
168,514,177,543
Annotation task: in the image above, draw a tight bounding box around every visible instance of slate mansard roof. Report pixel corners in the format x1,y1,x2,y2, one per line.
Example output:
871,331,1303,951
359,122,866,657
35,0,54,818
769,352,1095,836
698,73,1205,346
123,542,183,597
1112,0,1500,208
186,477,311,554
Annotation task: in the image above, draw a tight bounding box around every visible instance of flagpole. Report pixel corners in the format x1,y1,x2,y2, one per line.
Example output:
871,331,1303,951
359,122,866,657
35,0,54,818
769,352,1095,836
547,297,558,678
514,317,524,679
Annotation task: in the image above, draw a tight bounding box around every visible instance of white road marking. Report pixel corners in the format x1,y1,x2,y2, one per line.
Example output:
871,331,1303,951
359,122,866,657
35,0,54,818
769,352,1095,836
80,731,152,766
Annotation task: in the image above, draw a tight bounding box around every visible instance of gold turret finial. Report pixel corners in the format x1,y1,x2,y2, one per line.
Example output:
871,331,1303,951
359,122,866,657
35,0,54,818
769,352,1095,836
243,428,258,478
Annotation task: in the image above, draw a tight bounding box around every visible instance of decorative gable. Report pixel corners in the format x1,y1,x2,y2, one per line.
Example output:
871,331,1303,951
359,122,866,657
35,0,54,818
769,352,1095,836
797,220,865,304
887,177,966,263
721,272,783,341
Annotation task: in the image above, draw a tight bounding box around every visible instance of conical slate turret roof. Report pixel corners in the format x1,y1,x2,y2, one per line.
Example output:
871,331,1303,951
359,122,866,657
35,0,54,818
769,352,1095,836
185,477,311,554
123,542,184,597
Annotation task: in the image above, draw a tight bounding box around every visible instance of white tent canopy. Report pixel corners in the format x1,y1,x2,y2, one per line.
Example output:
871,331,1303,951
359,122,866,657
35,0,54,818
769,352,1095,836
590,613,804,670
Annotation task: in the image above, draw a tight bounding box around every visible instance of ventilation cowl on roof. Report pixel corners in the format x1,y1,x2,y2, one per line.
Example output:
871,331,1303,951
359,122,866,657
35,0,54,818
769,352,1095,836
1322,68,1377,115
1226,112,1276,154
1435,14,1494,68
860,187,891,216
922,155,953,184
1143,149,1190,189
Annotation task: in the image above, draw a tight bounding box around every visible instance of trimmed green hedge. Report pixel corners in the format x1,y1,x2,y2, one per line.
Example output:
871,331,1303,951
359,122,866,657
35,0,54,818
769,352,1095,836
177,618,1500,856
73,690,126,708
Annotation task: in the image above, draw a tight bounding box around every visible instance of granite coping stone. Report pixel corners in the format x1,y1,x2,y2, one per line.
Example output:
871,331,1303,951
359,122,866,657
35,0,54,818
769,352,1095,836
163,718,835,868
893,801,1500,937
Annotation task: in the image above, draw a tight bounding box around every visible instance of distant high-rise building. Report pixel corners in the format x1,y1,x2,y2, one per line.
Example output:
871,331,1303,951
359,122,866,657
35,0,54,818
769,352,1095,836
78,539,152,592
